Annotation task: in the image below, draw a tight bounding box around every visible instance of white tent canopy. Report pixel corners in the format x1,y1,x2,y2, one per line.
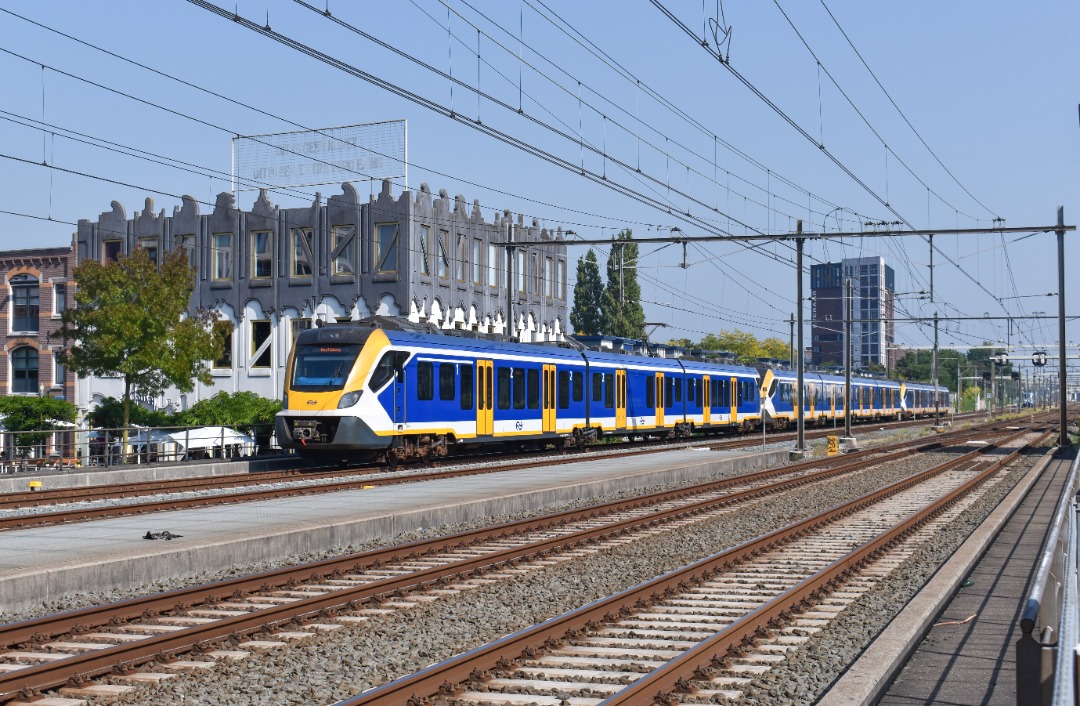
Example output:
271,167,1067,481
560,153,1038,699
168,426,255,456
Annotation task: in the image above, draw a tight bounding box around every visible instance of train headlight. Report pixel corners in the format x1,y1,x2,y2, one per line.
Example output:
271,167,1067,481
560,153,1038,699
338,390,363,408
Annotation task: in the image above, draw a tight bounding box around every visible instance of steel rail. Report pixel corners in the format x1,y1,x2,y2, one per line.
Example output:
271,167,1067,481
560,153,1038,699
334,430,1037,705
0,428,1008,700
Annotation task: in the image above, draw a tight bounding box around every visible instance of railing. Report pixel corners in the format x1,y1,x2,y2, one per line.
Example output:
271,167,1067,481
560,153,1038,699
0,423,282,473
1018,448,1080,706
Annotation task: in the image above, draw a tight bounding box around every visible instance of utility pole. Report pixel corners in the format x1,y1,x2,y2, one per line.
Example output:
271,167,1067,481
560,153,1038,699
844,277,853,439
1056,207,1070,445
504,221,515,339
933,312,940,424
795,221,805,455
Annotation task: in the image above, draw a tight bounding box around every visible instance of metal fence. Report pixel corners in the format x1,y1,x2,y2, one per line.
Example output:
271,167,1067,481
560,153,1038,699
1018,448,1080,705
0,422,281,472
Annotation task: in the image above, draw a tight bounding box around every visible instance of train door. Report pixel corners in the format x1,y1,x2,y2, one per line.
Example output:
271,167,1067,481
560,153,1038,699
702,375,711,425
476,360,494,436
542,364,557,433
615,369,627,429
729,377,738,422
829,384,836,418
655,372,665,427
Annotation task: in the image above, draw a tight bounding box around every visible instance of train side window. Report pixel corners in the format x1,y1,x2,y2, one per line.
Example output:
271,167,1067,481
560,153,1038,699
417,362,434,401
557,370,570,409
497,367,511,409
604,374,614,408
572,371,583,402
737,382,744,407
439,364,456,401
460,365,473,410
673,378,682,403
592,373,603,402
527,368,539,409
665,377,674,408
646,374,655,408
513,368,526,409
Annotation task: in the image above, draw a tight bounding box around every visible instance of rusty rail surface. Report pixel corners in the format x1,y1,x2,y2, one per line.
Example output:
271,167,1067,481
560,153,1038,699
337,429,1042,705
0,426,1029,702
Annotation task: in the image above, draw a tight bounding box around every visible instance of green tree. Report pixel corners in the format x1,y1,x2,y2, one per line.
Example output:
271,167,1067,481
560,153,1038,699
58,247,222,432
758,337,790,361
600,230,645,339
699,330,759,361
177,391,281,432
0,396,78,452
87,397,176,430
570,249,604,335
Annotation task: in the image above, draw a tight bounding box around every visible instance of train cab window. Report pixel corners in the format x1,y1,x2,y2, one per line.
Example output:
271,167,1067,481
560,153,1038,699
513,368,526,409
527,368,539,409
367,350,409,392
439,364,456,401
604,374,614,408
646,374,655,408
557,370,570,409
572,372,583,402
497,367,511,409
417,362,434,400
460,365,473,410
592,373,603,402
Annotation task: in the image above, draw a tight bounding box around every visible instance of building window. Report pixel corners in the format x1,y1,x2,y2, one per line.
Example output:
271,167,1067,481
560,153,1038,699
212,234,232,281
251,231,272,280
53,283,65,316
437,230,451,278
531,253,540,295
331,225,356,276
472,238,482,284
291,317,312,342
213,320,233,369
291,228,313,277
456,233,467,281
557,260,566,299
544,257,553,297
176,234,196,269
375,223,399,275
139,237,159,265
488,243,498,287
419,225,431,276
250,320,272,369
516,250,526,293
11,274,39,333
53,352,65,387
12,346,38,394
103,240,121,262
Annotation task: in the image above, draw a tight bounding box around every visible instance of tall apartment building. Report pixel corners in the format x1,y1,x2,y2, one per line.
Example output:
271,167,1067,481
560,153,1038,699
810,256,896,371
75,180,569,412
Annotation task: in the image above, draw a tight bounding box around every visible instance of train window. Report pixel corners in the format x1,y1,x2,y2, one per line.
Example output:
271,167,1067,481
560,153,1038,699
558,370,570,409
460,365,473,410
417,362,434,401
665,377,674,409
368,350,408,392
688,378,697,406
674,378,682,403
497,367,511,409
439,364,456,401
527,368,539,409
593,373,603,402
646,374,655,408
513,368,525,409
572,371,583,402
604,374,614,408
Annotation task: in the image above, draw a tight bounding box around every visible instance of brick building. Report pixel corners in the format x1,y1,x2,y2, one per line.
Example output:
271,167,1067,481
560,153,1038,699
0,244,76,402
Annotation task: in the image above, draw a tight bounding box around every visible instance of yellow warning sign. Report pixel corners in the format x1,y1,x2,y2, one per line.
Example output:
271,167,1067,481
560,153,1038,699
827,435,839,456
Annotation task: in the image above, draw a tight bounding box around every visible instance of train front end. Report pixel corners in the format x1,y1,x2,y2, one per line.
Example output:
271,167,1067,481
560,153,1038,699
276,324,395,460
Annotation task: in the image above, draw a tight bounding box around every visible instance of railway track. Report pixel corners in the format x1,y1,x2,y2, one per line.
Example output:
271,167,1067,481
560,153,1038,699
0,414,974,532
0,423,1039,704
340,428,1050,705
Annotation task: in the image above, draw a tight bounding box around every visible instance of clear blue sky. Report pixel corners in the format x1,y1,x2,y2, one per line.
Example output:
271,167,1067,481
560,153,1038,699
0,1,1076,361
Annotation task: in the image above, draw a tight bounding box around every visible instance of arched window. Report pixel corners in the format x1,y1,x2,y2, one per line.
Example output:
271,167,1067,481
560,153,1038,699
12,346,39,394
10,274,39,333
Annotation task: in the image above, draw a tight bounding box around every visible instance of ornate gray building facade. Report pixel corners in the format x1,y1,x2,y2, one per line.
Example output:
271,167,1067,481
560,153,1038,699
76,180,568,411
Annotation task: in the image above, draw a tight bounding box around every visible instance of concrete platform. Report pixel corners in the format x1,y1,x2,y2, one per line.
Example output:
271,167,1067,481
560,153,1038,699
0,447,785,614
0,456,294,494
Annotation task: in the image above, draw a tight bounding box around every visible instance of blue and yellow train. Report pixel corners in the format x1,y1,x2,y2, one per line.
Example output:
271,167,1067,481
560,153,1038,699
275,319,948,463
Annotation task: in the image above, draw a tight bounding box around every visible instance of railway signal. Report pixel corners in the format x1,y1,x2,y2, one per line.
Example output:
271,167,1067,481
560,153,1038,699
1032,351,1048,367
